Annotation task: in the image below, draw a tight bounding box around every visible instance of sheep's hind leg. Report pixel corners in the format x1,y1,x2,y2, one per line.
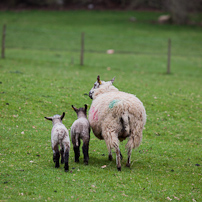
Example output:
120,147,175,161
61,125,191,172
108,149,113,161
103,127,121,170
126,148,132,167
115,146,122,171
120,152,123,160
126,130,142,167
108,148,122,161
112,138,122,171
126,137,133,167
105,142,113,161
111,136,122,171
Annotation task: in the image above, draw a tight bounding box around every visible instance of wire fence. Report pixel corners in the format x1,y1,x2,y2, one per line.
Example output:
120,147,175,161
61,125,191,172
1,24,202,63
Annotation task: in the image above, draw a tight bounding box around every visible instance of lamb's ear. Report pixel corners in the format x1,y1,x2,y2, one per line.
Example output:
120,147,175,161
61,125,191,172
61,112,65,120
72,105,78,112
84,104,88,111
97,75,102,85
111,77,115,84
45,116,52,121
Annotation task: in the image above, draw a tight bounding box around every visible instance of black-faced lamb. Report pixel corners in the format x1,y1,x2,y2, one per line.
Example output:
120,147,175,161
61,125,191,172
45,112,70,172
71,104,90,165
88,76,146,171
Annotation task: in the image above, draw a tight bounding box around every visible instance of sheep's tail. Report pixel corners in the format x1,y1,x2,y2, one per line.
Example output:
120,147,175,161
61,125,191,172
121,112,130,135
75,133,79,147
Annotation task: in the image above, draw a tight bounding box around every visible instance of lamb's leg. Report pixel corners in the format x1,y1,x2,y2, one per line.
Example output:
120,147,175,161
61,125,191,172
53,145,60,168
63,138,70,172
52,150,56,163
82,139,89,165
64,148,69,172
73,146,79,162
74,138,80,163
60,147,64,164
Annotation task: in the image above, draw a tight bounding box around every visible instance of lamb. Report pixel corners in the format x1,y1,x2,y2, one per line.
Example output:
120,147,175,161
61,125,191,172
88,75,146,171
45,112,70,172
71,104,91,165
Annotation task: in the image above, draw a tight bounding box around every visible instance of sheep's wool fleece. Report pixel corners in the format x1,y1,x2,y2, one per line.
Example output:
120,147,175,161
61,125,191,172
89,83,146,147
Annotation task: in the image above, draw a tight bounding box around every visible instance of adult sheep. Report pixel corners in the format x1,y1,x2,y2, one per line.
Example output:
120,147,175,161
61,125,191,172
88,75,146,171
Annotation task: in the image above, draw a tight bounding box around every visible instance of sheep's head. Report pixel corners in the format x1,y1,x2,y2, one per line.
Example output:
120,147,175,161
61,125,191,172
45,112,65,125
89,75,115,99
72,104,87,118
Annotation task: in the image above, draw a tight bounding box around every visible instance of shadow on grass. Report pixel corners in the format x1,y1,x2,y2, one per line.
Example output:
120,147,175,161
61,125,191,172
87,154,148,172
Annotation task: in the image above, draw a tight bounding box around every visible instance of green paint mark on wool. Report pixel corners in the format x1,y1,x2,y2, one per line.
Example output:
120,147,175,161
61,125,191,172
109,99,120,109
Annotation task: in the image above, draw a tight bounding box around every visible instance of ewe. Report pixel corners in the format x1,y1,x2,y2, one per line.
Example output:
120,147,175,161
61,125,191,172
89,76,146,171
45,112,70,172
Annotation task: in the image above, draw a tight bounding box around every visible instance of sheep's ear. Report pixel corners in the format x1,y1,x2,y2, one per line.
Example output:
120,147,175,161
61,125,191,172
84,104,88,111
61,112,65,120
97,75,102,85
111,77,115,84
45,116,52,121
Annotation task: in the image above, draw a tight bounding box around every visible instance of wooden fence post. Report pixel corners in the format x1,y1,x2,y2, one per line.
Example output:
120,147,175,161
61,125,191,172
1,24,6,59
80,32,84,66
167,38,171,74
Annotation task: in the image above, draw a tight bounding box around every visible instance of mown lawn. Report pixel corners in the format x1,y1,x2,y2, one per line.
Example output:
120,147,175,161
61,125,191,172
0,10,202,201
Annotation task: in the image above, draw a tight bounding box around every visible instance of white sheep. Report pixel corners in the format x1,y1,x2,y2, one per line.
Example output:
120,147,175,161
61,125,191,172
71,105,90,165
45,112,70,172
88,76,146,171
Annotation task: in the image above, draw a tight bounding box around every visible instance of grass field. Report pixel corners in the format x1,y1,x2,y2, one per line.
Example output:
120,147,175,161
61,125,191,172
0,10,202,201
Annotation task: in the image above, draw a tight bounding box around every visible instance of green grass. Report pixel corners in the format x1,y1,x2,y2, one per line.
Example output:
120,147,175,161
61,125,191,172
0,10,202,201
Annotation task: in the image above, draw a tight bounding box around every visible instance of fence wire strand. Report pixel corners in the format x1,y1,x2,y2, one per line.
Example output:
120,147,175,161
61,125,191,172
2,25,202,58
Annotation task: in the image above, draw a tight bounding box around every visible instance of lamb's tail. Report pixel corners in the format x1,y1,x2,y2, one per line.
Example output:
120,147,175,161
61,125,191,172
75,133,79,147
121,112,130,135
